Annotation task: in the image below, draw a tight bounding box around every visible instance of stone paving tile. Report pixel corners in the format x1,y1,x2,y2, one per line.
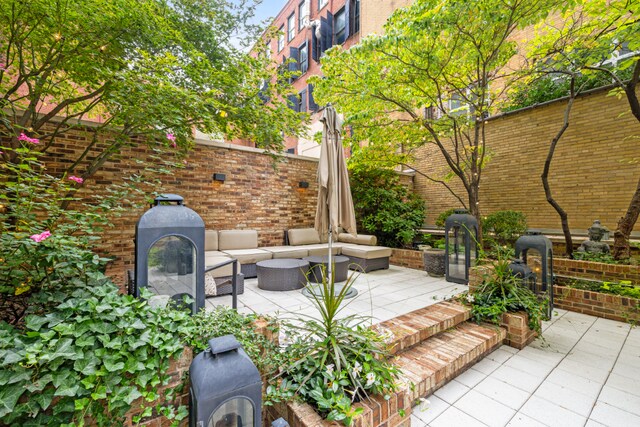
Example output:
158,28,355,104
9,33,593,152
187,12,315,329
430,406,488,427
473,376,530,410
433,380,470,404
455,389,516,427
519,395,587,427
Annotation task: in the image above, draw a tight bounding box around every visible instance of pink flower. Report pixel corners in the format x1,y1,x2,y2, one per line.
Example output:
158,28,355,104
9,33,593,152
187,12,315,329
18,133,40,144
166,133,176,142
68,175,84,184
30,230,51,243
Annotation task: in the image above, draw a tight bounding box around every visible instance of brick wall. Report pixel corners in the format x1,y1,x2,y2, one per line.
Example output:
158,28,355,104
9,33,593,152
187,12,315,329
546,257,640,284
414,87,640,234
553,285,640,324
390,248,424,270
37,126,320,288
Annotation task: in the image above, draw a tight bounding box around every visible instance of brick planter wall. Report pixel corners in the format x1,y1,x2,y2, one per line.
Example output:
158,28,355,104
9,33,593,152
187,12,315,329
547,257,640,284
390,249,424,270
501,312,537,350
553,285,640,323
265,390,411,427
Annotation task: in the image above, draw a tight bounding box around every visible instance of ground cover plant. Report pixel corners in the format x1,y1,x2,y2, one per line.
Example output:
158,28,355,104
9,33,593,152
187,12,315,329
266,270,400,426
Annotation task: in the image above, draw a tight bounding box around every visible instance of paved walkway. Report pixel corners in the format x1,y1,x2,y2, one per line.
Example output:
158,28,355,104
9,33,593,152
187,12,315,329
206,265,639,427
412,309,640,427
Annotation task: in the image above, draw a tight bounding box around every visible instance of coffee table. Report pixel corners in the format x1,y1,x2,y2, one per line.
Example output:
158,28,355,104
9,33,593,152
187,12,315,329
256,258,310,291
303,255,350,283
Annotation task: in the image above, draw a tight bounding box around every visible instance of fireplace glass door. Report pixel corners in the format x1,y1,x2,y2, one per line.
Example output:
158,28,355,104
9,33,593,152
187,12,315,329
147,235,196,310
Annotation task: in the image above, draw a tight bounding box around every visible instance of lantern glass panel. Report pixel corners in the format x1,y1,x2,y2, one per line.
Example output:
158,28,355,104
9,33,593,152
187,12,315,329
147,235,196,303
208,397,254,427
448,225,466,281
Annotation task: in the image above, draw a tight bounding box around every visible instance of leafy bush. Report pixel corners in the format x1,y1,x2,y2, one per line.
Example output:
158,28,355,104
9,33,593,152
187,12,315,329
435,208,456,228
267,270,400,425
350,166,426,248
464,252,548,334
573,251,631,265
482,210,527,247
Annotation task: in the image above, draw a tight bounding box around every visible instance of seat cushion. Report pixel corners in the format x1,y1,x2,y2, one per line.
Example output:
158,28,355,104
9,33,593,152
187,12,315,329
221,248,272,264
262,246,309,259
288,228,322,245
219,230,258,250
341,245,392,260
205,250,228,258
204,255,234,278
205,230,219,251
304,243,343,256
338,233,377,246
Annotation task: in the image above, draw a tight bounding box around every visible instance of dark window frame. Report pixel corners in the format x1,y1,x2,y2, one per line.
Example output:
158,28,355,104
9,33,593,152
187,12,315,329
334,7,346,45
299,2,306,30
353,0,360,34
299,41,309,75
299,89,308,112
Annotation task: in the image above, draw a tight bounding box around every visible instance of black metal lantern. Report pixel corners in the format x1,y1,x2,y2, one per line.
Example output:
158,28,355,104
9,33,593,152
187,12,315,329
190,335,262,427
514,229,554,313
508,259,537,291
134,194,205,313
445,209,479,284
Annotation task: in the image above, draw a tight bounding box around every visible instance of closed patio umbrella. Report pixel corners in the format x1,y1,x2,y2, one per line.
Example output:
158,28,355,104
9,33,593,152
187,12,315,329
313,104,357,284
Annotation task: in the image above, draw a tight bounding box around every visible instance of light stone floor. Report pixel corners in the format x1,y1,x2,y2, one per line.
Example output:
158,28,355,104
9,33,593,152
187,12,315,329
205,265,640,427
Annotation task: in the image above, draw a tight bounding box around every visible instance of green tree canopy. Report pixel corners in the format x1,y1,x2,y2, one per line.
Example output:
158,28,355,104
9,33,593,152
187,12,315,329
312,0,559,224
0,0,303,178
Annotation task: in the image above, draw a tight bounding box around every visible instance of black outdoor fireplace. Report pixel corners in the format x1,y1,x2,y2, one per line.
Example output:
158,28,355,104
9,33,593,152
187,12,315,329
190,335,262,427
134,194,205,313
445,209,479,284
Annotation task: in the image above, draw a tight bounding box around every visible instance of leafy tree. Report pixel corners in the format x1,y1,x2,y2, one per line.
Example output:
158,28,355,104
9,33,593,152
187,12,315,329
522,0,639,258
311,0,558,235
0,0,303,199
349,166,426,248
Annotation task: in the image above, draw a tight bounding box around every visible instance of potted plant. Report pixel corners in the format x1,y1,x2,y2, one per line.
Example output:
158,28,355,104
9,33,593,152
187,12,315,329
423,238,446,277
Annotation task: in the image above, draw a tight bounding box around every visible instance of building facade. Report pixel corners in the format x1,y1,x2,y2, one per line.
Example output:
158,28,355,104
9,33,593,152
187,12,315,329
265,0,362,157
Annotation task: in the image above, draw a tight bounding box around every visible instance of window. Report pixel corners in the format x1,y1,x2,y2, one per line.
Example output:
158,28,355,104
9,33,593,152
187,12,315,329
299,1,306,30
334,8,346,44
353,0,360,34
288,13,295,41
286,148,296,154
318,0,328,11
299,89,308,112
265,41,271,58
278,27,284,52
299,42,308,74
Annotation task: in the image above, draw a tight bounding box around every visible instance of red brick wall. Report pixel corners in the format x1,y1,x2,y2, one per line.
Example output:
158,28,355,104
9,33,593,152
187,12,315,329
554,286,640,324
390,248,424,270
546,258,640,284
38,126,320,288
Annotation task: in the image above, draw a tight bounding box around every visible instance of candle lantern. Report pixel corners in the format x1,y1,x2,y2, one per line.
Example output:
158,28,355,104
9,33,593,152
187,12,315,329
444,209,479,284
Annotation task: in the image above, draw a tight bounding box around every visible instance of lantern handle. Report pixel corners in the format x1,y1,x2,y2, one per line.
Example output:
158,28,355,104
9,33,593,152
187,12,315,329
208,334,241,356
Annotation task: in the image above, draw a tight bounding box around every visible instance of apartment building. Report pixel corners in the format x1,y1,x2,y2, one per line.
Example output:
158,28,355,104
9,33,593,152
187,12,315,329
266,0,362,157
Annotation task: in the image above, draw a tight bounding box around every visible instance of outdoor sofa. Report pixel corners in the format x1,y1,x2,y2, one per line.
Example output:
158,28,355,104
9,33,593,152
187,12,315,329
203,228,392,292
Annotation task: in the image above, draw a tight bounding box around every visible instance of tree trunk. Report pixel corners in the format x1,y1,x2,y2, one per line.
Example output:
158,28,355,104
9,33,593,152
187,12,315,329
542,82,577,258
612,176,640,259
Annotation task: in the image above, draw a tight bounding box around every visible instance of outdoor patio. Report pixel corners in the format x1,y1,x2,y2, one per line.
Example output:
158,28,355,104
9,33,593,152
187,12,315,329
205,265,466,322
205,266,640,427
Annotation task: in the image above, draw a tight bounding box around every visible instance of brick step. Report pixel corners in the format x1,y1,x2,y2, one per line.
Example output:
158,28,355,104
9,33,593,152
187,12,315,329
376,301,471,355
393,321,506,402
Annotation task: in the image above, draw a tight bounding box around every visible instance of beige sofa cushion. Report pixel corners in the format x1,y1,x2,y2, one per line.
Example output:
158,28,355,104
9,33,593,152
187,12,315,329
218,230,258,250
205,250,228,258
205,230,219,251
263,246,310,259
304,243,343,256
338,233,377,246
288,228,321,245
204,255,234,278
341,245,392,260
221,248,272,264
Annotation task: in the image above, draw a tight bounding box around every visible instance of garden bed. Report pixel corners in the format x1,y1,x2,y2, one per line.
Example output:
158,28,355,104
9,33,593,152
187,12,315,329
553,285,640,324
390,248,424,270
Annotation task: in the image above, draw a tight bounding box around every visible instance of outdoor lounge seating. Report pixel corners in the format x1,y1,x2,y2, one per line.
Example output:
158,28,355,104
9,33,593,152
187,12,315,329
203,228,392,284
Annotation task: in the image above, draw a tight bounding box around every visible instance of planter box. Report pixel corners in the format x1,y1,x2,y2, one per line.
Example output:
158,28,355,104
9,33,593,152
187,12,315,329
390,248,424,271
533,257,640,284
265,389,411,427
554,285,640,324
501,312,537,350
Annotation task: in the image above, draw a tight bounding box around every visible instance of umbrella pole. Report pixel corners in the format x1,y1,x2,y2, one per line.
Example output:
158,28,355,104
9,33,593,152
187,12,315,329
328,227,333,291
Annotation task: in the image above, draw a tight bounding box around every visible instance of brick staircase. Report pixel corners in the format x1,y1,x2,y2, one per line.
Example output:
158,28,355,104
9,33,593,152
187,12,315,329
377,300,506,403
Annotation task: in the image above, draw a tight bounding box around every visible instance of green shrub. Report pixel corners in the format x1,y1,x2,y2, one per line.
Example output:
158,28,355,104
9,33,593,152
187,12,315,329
435,208,457,228
482,210,527,248
573,251,630,265
349,166,426,248
566,278,640,299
